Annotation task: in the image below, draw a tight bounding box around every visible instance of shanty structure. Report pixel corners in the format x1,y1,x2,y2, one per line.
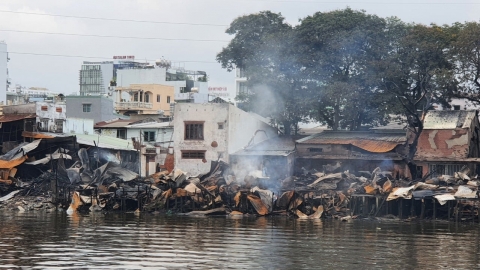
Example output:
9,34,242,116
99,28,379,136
296,130,408,177
230,136,296,182
415,110,480,177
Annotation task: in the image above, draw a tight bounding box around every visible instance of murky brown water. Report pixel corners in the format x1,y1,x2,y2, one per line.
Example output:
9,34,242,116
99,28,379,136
0,211,478,269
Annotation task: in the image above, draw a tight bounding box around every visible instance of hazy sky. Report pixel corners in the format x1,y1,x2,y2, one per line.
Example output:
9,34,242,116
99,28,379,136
0,0,479,98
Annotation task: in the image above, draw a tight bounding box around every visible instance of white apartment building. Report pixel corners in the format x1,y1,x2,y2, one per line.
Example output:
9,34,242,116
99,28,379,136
116,64,209,103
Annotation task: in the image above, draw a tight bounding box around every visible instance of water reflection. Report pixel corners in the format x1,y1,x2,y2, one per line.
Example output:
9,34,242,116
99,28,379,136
0,211,478,269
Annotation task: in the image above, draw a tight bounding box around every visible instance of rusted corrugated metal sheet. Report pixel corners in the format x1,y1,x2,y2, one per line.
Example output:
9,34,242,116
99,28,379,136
297,131,405,153
22,131,55,139
0,156,27,169
0,113,36,123
423,110,476,130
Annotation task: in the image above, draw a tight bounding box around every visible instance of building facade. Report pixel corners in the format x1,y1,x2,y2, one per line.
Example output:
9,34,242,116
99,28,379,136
79,61,114,96
66,95,115,124
117,66,209,103
415,110,480,177
173,103,278,175
114,84,174,116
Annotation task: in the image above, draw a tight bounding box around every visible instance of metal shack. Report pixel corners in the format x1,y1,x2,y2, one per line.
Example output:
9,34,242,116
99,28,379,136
296,130,408,178
415,110,480,177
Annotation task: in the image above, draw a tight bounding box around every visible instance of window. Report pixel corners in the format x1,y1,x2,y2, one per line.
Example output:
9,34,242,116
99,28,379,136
56,107,62,113
181,150,206,159
41,106,48,111
143,131,156,142
145,93,150,103
83,104,92,112
180,87,186,93
428,164,464,177
185,122,204,140
39,119,49,131
218,123,224,130
134,93,139,102
453,105,461,111
117,129,126,139
54,119,64,133
167,96,171,103
157,94,160,102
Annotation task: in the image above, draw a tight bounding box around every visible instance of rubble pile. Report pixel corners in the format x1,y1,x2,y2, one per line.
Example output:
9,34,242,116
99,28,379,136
0,141,479,221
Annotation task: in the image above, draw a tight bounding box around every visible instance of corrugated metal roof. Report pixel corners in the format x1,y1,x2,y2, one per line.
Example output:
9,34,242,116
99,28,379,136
297,131,406,153
126,122,172,129
94,119,133,128
73,133,136,151
0,113,36,123
423,110,476,130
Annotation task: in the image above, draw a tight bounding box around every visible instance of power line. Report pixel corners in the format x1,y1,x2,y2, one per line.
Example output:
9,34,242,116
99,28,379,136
7,51,219,64
0,29,229,42
0,10,229,27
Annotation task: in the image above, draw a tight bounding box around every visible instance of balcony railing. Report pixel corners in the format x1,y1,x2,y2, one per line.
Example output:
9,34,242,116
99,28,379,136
115,102,153,110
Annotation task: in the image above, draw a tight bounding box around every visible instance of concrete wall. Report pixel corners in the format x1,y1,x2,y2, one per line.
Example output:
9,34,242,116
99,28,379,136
126,127,173,147
64,118,94,135
0,42,6,105
66,96,115,124
36,101,66,132
227,106,276,155
174,103,278,175
174,103,229,174
117,68,167,87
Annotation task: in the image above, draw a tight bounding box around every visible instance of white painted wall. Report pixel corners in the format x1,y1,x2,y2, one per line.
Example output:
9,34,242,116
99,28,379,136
174,103,229,174
227,109,276,154
64,118,94,135
117,68,167,87
36,101,66,132
126,127,173,148
173,103,278,175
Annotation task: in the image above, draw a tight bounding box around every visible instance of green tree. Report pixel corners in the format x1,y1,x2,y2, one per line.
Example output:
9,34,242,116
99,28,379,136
216,11,309,135
296,8,392,130
379,22,457,176
447,22,480,103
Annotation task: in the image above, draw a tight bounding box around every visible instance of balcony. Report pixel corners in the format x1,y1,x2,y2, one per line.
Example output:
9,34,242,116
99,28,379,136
115,102,153,110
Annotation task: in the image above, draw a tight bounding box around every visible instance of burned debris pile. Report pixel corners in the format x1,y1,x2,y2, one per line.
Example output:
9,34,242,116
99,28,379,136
0,139,478,222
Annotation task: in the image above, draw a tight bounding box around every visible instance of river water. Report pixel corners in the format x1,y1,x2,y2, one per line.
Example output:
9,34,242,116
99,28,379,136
0,211,478,269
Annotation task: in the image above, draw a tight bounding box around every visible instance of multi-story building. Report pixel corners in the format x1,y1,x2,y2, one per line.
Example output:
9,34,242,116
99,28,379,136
79,61,114,96
0,41,9,105
173,103,278,175
79,58,209,103
1,95,66,134
234,68,249,108
116,61,209,103
114,84,174,116
65,95,116,124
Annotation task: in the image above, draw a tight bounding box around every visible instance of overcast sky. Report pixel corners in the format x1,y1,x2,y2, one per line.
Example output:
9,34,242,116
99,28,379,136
0,0,479,98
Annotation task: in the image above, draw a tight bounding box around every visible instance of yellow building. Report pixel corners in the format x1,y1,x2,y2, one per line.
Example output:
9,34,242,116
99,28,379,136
115,84,174,116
